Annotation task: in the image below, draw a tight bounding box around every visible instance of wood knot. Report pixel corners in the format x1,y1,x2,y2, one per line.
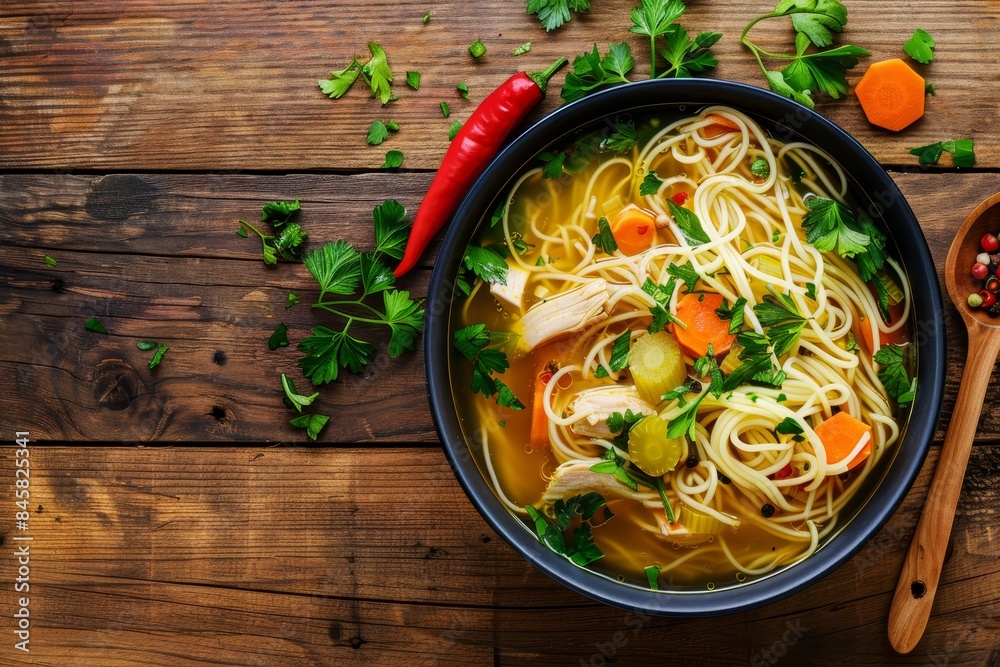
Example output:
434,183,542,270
93,358,140,410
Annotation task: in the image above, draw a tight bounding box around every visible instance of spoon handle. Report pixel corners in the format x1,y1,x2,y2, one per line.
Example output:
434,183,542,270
887,329,1000,654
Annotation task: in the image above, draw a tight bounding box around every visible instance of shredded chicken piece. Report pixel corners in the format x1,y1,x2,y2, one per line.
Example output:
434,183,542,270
520,278,610,351
543,458,638,504
490,261,530,310
568,385,655,439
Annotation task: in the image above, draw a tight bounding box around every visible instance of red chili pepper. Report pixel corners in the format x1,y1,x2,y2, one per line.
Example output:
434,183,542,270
394,58,569,278
670,191,689,205
773,463,794,480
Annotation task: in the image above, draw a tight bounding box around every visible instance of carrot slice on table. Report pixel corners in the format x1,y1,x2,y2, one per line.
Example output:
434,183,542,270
814,411,873,470
672,292,736,358
855,59,925,132
610,205,657,256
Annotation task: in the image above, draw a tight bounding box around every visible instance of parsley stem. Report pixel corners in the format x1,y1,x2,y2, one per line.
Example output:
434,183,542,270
649,35,657,79
654,478,676,524
312,303,387,326
238,219,270,241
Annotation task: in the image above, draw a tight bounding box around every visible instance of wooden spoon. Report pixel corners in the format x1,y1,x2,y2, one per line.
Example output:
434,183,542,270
887,192,1000,653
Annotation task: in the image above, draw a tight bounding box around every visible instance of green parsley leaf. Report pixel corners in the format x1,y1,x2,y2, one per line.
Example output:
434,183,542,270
304,241,362,300
85,317,108,334
715,296,747,334
382,150,404,169
319,57,362,99
440,101,451,118
751,158,770,179
448,121,463,141
298,325,375,384
137,340,158,351
262,200,300,228
236,227,248,238
778,0,849,48
44,255,57,267
667,200,710,245
290,413,330,441
513,42,532,56
904,28,936,64
463,245,509,285
590,448,640,491
561,43,635,103
667,261,700,293
662,380,694,402
526,493,608,566
873,344,915,407
526,0,591,32
775,416,803,436
629,0,686,78
639,170,664,196
667,390,708,440
605,409,646,451
909,139,975,168
609,331,632,372
148,345,168,370
361,42,394,105
780,44,869,101
763,69,816,109
754,294,808,357
268,323,289,350
456,83,469,99
844,332,860,354
272,223,308,261
281,373,319,412
777,393,787,402
372,199,409,260
801,197,869,258
538,150,567,179
645,564,661,590
601,123,639,154
422,11,430,24
854,218,887,282
694,346,724,398
366,120,390,146
592,216,619,254
469,39,487,59
386,121,399,132
659,25,722,79
925,82,936,96
594,364,611,379
805,282,817,300
285,292,301,309
453,324,524,410
406,71,421,90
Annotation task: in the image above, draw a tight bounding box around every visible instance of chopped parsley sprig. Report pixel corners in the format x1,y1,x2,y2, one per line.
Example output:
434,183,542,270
452,324,525,410
740,0,869,108
525,492,610,567
297,201,423,384
873,344,916,408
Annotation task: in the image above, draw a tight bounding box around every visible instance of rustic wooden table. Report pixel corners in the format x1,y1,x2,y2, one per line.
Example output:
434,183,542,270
1,1,998,665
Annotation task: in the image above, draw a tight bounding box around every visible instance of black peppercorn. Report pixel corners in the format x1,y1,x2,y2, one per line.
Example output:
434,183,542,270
761,503,776,518
686,455,698,468
718,472,731,485
989,302,1000,318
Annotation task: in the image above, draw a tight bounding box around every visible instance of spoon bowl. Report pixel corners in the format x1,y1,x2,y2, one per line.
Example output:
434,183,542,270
888,191,1000,653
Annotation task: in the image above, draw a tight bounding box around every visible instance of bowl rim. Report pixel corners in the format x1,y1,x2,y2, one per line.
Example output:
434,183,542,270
424,78,946,617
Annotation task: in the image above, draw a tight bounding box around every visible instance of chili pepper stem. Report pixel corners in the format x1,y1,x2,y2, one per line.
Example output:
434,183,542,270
527,57,569,94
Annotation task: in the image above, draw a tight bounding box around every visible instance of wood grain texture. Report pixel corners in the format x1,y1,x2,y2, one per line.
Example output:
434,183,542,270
0,1,997,170
2,171,1000,442
0,445,995,666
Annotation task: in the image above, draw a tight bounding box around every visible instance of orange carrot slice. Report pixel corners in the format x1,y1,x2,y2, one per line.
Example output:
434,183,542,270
855,59,925,132
813,411,873,470
672,293,736,358
610,205,657,256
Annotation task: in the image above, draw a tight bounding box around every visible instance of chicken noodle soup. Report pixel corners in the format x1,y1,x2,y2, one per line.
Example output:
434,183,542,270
450,107,914,591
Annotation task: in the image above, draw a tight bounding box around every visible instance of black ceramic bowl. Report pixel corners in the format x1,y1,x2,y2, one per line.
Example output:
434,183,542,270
425,79,945,616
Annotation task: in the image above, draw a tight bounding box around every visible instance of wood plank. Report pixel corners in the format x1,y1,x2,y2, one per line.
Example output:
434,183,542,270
0,1,997,170
2,171,999,442
0,445,995,665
